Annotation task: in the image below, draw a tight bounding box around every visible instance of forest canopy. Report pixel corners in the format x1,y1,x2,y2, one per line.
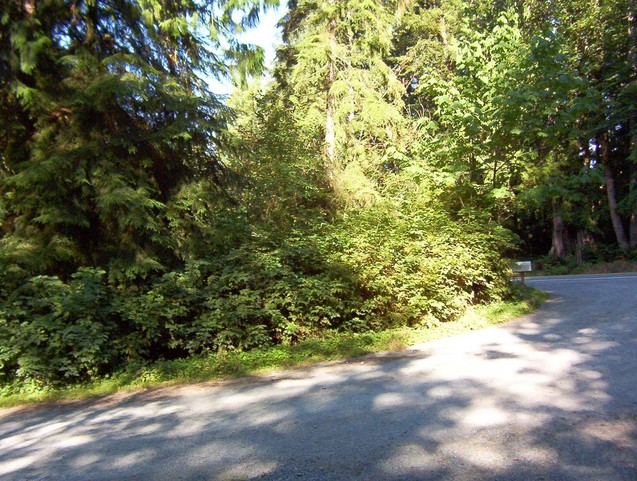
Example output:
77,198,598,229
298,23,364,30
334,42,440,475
1,0,635,387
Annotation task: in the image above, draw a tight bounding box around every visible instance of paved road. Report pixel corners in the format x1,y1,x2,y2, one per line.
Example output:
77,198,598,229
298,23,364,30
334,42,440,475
1,274,636,481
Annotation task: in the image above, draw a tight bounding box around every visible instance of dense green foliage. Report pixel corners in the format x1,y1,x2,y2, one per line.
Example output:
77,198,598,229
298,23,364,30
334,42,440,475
1,0,635,388
0,286,546,407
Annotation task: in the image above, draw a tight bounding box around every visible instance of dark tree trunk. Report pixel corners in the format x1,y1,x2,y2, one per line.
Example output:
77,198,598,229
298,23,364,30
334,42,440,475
629,0,637,247
575,229,594,264
549,198,568,258
631,166,637,248
576,229,585,264
601,133,630,249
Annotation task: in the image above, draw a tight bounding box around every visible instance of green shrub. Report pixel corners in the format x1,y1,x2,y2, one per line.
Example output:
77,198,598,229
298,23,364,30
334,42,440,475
329,202,511,327
0,202,514,387
0,268,115,384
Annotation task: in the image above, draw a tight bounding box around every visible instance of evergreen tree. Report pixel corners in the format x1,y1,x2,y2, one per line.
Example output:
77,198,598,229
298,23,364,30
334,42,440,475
276,0,405,205
0,0,274,284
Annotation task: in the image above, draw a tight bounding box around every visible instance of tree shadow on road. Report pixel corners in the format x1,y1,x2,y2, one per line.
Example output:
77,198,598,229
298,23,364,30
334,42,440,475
1,277,636,480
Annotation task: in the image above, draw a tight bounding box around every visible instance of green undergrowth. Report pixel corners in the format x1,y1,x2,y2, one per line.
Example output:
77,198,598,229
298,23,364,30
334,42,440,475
0,287,546,409
532,258,637,276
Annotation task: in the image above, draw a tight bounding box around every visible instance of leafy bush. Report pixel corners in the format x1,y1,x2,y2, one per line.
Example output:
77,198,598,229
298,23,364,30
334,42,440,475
0,268,115,384
0,183,514,388
329,202,512,328
533,254,579,274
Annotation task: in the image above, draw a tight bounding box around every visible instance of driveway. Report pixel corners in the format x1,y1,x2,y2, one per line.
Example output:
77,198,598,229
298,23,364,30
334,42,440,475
1,274,636,480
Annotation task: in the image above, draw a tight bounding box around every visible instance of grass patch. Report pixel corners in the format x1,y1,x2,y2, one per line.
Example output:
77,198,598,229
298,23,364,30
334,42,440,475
0,287,547,409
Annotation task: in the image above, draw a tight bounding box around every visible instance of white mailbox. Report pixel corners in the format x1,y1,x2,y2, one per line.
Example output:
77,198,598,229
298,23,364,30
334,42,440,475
512,261,532,273
512,261,532,284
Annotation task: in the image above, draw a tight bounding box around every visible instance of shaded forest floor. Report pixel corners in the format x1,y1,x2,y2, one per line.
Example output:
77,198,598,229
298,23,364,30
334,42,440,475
533,259,637,277
572,260,637,274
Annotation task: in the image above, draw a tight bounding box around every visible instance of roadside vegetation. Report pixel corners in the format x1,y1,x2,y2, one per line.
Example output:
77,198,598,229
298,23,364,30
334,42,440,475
1,1,635,401
532,252,637,276
0,286,545,409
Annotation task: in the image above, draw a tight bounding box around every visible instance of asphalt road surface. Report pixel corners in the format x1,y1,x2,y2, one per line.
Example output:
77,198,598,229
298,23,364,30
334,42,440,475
1,273,636,481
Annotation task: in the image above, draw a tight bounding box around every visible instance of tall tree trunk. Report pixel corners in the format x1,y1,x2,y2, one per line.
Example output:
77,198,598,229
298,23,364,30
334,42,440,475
324,2,337,184
549,197,568,258
601,133,630,249
629,0,637,247
630,170,637,247
575,138,594,262
576,229,585,264
439,13,448,47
